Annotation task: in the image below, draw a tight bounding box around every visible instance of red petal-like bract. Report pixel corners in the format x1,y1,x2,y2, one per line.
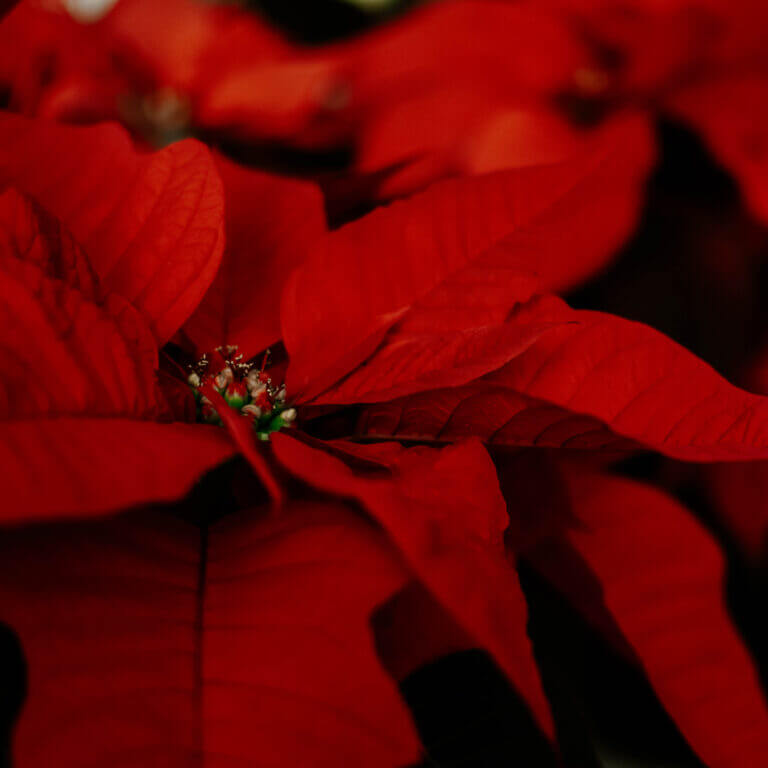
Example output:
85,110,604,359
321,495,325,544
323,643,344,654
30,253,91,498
183,154,326,356
358,385,635,453
0,112,225,343
533,470,768,768
0,418,234,524
0,502,421,767
303,310,561,405
357,100,642,203
283,114,653,397
358,295,768,461
273,433,555,739
0,185,233,521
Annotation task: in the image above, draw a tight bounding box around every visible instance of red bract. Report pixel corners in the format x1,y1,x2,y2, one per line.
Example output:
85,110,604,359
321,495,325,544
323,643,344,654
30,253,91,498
0,503,422,767
272,435,555,737
0,113,225,343
182,152,327,357
528,467,768,767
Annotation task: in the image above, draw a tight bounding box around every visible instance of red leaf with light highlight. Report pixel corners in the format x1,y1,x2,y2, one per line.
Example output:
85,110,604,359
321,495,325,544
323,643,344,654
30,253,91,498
284,115,654,397
533,470,768,768
273,433,555,739
309,316,562,405
0,113,225,342
0,503,421,767
358,295,768,461
358,100,647,205
183,154,326,356
358,386,636,453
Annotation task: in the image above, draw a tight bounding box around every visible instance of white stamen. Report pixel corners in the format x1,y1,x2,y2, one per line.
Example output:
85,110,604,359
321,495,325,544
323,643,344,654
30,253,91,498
248,380,267,398
242,403,263,419
281,408,297,424
187,372,201,388
215,367,234,389
246,369,264,388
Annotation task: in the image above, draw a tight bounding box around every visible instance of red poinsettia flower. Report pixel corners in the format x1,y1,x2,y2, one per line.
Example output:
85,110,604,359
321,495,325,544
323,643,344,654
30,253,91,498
4,108,768,767
0,111,545,766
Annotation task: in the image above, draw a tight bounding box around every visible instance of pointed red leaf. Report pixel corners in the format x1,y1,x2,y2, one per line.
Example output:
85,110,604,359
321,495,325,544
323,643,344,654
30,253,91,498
359,295,768,461
358,98,640,203
0,113,225,342
374,580,478,682
183,154,326,356
357,386,636,453
356,86,512,185
0,502,421,766
283,113,654,396
0,418,236,523
305,311,561,405
534,470,768,768
273,433,555,739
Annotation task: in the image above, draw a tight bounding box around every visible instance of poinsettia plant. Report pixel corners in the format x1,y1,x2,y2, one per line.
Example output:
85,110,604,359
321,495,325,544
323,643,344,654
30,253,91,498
2,2,768,768
2,100,768,766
